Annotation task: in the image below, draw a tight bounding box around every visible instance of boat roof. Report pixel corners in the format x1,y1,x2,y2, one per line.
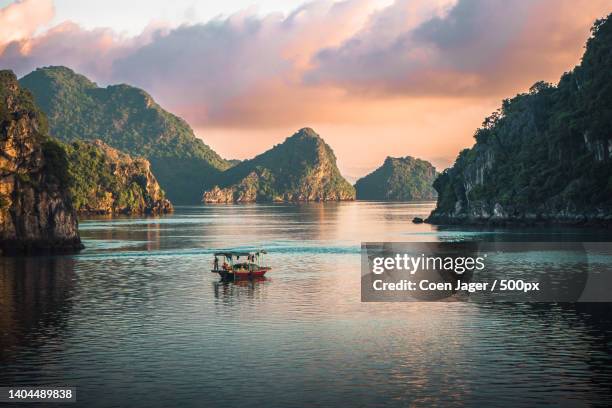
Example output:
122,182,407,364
214,250,267,257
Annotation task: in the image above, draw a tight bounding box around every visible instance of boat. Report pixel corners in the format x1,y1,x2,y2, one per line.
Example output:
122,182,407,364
211,251,271,280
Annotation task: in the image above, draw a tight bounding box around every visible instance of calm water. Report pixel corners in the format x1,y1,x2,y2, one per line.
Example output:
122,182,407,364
1,202,612,407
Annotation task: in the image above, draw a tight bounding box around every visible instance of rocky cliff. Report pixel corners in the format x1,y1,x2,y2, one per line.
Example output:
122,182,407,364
427,15,612,226
203,128,355,203
63,140,173,214
20,66,231,204
0,70,82,253
355,156,437,201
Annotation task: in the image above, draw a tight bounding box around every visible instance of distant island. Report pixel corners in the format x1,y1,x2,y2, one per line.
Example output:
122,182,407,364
427,15,612,226
202,128,355,203
355,156,437,201
0,71,82,253
20,66,231,204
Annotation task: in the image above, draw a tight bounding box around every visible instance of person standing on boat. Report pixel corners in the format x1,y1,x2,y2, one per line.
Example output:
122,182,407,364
214,257,219,271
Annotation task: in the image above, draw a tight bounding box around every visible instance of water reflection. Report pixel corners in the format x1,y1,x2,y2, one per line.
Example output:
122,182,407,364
0,256,76,362
213,278,269,303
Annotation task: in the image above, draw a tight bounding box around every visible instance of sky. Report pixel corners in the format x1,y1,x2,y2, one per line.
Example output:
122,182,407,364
0,0,609,179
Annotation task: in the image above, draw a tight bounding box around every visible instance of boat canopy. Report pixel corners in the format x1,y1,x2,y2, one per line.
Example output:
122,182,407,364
214,250,267,258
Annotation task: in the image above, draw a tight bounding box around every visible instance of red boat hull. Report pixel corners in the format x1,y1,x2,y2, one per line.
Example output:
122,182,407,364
212,267,271,280
234,269,268,278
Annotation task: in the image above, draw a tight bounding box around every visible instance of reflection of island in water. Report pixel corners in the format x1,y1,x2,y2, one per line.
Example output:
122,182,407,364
0,257,76,363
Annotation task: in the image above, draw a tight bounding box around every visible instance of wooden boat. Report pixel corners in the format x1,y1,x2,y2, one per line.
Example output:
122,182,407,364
211,251,271,280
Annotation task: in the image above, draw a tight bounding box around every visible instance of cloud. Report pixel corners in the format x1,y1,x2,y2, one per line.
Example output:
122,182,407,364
0,0,54,51
3,22,127,81
111,0,378,125
307,0,612,97
0,18,169,83
0,0,379,126
0,0,609,130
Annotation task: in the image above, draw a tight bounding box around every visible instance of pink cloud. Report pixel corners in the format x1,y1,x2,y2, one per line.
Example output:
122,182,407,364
0,0,608,130
0,0,378,125
110,0,378,125
0,19,168,83
0,0,54,51
307,0,612,97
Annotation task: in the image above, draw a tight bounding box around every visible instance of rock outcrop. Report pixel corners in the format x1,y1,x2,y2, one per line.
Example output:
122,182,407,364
63,140,173,214
20,66,231,204
355,156,437,201
427,15,612,227
0,70,82,253
203,128,355,203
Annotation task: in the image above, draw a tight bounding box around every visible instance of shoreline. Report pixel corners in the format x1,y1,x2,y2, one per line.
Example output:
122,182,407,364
426,214,612,229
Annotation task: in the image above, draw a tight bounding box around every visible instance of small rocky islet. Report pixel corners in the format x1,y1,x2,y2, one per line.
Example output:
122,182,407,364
355,156,437,201
202,128,355,203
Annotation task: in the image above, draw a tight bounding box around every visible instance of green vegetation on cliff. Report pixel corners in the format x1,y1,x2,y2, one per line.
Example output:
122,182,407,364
61,140,173,214
20,66,231,203
203,128,355,202
355,156,437,201
0,71,48,136
429,14,612,224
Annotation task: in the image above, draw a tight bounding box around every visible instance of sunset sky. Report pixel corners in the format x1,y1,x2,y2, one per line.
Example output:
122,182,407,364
0,0,609,179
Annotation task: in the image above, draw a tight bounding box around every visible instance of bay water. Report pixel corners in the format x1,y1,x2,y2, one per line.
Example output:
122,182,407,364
1,202,612,407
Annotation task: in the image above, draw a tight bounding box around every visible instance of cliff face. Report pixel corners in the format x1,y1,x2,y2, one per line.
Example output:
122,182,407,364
0,71,82,253
355,156,437,201
20,66,231,204
64,140,173,214
427,15,612,226
203,128,355,203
